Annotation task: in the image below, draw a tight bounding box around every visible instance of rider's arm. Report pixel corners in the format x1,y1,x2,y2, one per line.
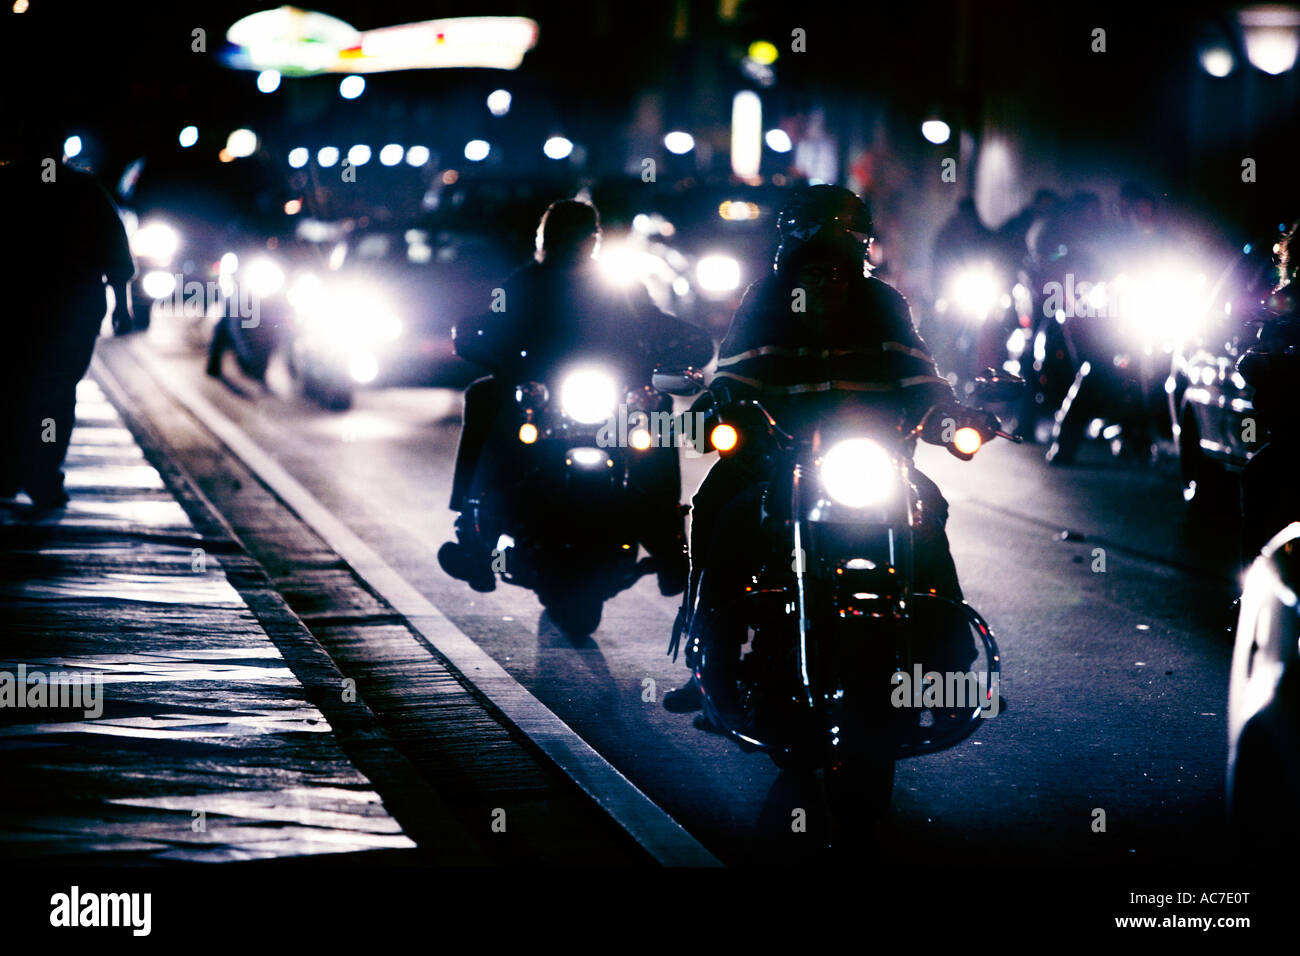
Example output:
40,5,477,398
628,282,716,372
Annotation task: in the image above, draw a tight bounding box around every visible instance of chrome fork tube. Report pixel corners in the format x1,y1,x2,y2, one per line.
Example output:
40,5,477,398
791,463,815,709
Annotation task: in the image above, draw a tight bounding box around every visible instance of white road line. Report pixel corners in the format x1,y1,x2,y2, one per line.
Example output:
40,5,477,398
106,346,721,867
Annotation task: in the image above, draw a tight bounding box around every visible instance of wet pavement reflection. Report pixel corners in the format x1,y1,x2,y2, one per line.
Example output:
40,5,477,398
0,378,414,861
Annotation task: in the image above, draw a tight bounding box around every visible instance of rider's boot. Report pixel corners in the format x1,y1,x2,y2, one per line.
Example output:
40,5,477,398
437,509,497,593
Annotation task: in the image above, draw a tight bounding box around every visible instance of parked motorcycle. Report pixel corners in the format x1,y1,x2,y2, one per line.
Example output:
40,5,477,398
659,368,1023,828
462,363,684,635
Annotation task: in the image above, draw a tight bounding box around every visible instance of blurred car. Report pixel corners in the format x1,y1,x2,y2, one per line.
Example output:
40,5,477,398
1228,521,1300,850
594,179,795,336
117,151,299,336
282,175,571,408
1168,238,1279,502
284,222,508,408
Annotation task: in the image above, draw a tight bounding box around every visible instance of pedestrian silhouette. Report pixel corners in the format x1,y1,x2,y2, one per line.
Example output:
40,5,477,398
0,137,135,508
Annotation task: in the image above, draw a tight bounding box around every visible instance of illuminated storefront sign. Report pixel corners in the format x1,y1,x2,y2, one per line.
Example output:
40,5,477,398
223,6,538,74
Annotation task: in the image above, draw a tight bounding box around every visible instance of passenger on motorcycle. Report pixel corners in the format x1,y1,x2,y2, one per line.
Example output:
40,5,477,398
664,184,997,713
439,198,715,594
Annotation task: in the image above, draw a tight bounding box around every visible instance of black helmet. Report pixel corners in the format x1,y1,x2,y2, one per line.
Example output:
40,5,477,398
775,185,873,273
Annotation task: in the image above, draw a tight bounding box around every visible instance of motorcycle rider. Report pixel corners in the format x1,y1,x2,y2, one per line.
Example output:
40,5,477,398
438,198,715,594
664,184,998,713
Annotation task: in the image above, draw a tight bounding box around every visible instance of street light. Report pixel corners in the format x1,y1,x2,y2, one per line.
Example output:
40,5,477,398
1240,5,1300,74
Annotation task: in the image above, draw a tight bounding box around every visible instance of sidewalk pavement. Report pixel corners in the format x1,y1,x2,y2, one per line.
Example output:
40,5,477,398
0,377,419,862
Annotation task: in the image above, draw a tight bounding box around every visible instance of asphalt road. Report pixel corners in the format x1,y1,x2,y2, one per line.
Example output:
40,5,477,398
113,318,1245,865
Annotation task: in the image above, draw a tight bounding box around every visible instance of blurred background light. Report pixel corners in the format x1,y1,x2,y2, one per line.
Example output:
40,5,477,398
339,74,365,99
405,145,430,166
287,146,309,168
379,143,404,166
178,126,199,148
464,139,490,161
347,144,371,166
747,40,778,65
256,69,281,93
730,91,762,180
1199,45,1236,77
225,128,258,158
664,131,695,154
317,146,339,167
62,135,82,159
542,136,573,160
486,88,512,116
1240,5,1300,74
764,128,793,152
921,119,951,144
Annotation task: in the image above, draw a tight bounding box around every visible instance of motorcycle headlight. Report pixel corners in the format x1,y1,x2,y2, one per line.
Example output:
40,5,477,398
1114,265,1208,344
130,221,180,266
820,438,896,508
560,368,618,425
697,254,741,294
947,264,1002,321
244,257,286,297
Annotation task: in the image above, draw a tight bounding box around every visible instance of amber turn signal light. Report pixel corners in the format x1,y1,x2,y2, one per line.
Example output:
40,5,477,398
710,423,739,452
952,426,983,456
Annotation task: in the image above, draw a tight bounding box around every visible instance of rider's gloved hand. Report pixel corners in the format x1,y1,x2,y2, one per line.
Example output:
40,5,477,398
921,403,1001,460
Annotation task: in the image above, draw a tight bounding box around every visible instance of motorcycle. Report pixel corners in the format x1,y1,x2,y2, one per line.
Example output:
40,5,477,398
1005,254,1211,463
463,363,683,635
658,368,1023,828
928,258,1020,398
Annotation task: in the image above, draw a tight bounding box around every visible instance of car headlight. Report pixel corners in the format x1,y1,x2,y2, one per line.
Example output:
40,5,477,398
599,241,659,287
243,257,286,297
293,279,402,346
697,254,741,294
141,270,176,300
560,368,618,425
947,264,1002,321
820,438,896,508
130,221,180,266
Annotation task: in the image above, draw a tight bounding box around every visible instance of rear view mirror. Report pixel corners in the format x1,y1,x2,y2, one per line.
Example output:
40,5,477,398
972,368,1026,404
652,366,706,396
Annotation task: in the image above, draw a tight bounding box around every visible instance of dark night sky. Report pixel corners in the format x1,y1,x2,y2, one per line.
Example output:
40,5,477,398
2,0,1296,235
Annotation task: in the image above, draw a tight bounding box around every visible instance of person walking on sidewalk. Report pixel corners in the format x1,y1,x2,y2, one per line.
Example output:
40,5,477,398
0,135,135,508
